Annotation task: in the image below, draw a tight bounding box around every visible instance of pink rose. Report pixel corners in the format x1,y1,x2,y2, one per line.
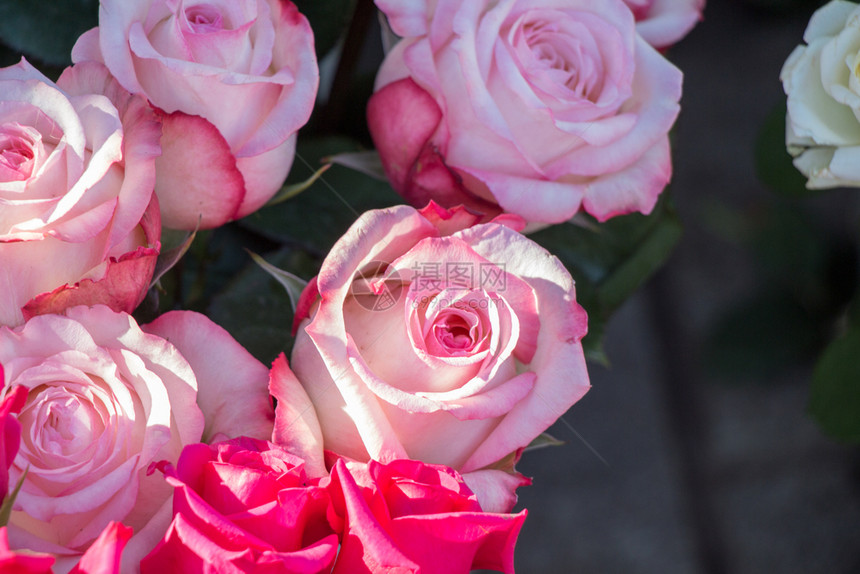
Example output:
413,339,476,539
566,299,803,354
0,59,161,328
328,458,526,574
368,0,683,224
0,306,274,569
141,437,338,574
72,0,319,230
289,203,589,511
624,0,705,49
0,522,132,574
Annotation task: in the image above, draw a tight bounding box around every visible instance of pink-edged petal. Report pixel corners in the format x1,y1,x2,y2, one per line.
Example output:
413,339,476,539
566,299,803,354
417,201,482,236
635,0,704,49
71,27,105,64
291,275,319,336
21,192,160,320
454,224,590,472
143,310,274,442
269,353,326,479
435,372,536,421
368,77,443,194
461,469,531,514
154,111,245,230
581,135,671,221
234,133,295,219
56,60,161,252
21,243,159,321
374,0,430,37
237,0,319,157
69,521,133,574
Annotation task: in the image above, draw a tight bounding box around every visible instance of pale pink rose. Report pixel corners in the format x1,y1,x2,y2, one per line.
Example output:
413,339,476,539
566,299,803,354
72,0,319,230
0,59,161,328
623,0,705,49
328,458,526,574
0,306,274,570
0,522,132,574
289,203,589,511
369,0,683,224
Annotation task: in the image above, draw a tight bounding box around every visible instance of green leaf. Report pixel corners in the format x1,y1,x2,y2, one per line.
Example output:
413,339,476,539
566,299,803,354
325,150,387,180
809,328,860,442
292,0,356,60
266,163,332,207
755,102,822,199
529,197,682,361
523,432,565,452
208,247,317,365
247,250,308,313
239,136,401,256
150,229,197,289
0,467,28,527
0,0,98,66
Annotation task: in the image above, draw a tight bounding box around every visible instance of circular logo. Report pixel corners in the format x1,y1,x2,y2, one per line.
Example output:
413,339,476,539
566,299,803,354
350,261,403,312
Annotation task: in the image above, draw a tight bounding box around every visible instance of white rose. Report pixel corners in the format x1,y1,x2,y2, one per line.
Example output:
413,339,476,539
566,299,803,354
781,0,860,188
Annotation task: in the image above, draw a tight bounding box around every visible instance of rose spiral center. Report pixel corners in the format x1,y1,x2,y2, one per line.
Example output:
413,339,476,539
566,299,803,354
20,387,103,459
522,20,601,100
185,4,224,33
0,122,37,181
433,314,475,352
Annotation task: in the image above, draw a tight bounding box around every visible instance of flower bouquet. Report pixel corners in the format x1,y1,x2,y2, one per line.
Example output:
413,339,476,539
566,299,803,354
0,0,703,571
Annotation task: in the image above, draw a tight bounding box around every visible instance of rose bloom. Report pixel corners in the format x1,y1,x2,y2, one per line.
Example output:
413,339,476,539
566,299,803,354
623,0,704,49
328,458,526,574
0,383,27,505
72,0,319,230
368,0,683,224
0,522,132,574
0,59,161,328
781,0,860,189
0,306,274,570
290,203,589,511
141,437,338,574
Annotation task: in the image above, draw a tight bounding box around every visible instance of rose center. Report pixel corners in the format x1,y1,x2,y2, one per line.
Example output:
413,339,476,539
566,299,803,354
185,4,224,33
39,394,97,457
0,122,37,181
433,315,475,351
514,15,605,102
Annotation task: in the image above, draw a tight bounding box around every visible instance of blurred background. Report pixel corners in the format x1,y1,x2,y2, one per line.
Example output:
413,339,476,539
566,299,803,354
2,0,859,572
515,1,860,572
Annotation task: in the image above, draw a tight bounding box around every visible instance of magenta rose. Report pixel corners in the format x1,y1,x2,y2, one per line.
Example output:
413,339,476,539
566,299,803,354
141,437,338,574
624,0,705,49
0,306,274,569
72,0,319,230
0,522,132,574
328,458,526,574
0,384,26,506
289,203,589,511
368,0,683,224
0,59,161,328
